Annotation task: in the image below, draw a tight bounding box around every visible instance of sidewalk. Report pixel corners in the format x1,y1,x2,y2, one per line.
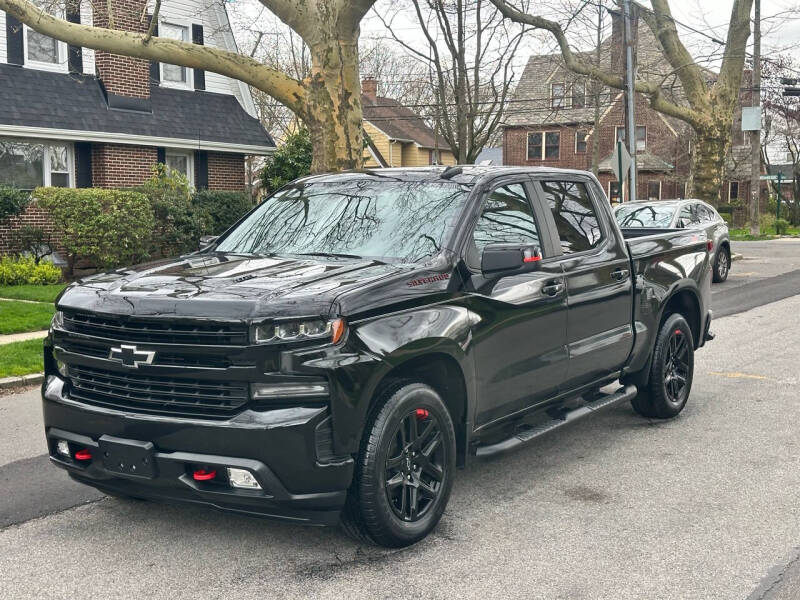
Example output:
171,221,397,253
0,330,48,345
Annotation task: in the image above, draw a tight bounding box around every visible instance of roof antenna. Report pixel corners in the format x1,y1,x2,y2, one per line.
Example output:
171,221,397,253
440,166,463,180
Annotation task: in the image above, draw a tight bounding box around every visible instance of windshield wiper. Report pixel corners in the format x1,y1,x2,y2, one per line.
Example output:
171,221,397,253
296,252,387,264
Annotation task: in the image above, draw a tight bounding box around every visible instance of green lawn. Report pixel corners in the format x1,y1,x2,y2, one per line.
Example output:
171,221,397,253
729,227,800,241
0,338,44,378
0,301,56,334
0,284,66,303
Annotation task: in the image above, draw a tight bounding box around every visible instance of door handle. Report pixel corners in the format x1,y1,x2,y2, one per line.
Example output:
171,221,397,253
611,268,630,281
541,280,565,297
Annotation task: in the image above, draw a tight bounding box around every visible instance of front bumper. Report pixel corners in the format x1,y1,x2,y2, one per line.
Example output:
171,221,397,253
42,376,353,526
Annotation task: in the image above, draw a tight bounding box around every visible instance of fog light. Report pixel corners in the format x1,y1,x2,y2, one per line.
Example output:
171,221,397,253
227,468,262,489
56,359,68,378
56,439,70,457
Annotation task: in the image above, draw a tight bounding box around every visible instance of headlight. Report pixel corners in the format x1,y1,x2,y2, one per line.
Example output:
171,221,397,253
251,318,346,344
50,310,64,332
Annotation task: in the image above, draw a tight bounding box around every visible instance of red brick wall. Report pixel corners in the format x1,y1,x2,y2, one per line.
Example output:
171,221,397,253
92,144,158,188
92,0,150,99
0,201,62,255
208,153,245,191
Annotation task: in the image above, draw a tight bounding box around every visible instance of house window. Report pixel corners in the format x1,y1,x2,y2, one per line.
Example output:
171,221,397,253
729,181,739,201
165,150,194,184
551,83,565,109
23,3,67,72
575,130,588,153
0,139,73,189
527,132,560,160
160,23,191,87
609,181,621,204
544,132,560,159
647,180,661,201
616,126,647,152
571,82,586,109
527,132,543,160
429,149,440,165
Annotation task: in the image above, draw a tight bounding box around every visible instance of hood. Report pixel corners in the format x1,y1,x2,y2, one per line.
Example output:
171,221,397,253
57,253,412,320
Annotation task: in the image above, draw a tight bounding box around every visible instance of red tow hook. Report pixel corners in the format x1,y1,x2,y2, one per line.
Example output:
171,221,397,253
192,469,217,481
74,448,92,461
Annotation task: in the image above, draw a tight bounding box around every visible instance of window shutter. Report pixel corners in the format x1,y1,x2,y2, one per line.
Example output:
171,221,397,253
74,142,92,188
66,7,83,74
157,147,166,164
195,151,209,189
6,15,24,66
191,24,206,91
149,19,160,83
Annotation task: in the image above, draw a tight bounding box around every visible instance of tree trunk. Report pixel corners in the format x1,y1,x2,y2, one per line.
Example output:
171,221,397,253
305,39,364,173
689,128,728,204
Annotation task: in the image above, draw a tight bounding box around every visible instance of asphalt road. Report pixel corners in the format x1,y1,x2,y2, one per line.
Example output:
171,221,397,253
2,241,800,599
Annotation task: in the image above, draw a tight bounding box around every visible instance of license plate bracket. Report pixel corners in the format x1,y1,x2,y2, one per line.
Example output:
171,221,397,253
98,435,156,479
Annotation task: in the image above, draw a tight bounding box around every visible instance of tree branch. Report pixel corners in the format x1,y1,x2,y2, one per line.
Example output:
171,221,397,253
487,0,704,128
0,0,306,111
143,0,160,44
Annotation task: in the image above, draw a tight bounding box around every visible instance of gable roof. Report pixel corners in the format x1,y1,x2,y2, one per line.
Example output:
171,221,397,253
0,63,274,153
362,94,450,150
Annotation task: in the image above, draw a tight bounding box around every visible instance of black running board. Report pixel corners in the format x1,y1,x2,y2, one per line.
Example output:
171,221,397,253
475,384,638,458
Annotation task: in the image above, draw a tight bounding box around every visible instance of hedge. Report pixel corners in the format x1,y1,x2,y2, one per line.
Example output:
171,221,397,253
35,187,155,274
0,185,30,222
0,255,62,285
193,190,253,236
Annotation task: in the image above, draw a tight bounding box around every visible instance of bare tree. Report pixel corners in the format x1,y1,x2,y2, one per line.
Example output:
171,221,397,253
376,0,528,164
1,0,380,172
489,0,755,203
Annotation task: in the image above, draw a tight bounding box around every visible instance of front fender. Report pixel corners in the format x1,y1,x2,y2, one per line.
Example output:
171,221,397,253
291,304,478,455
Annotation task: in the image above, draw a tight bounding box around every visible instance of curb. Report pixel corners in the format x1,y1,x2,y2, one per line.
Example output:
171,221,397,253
0,373,44,390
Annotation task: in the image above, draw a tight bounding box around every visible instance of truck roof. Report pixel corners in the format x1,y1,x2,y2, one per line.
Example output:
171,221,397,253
293,165,600,186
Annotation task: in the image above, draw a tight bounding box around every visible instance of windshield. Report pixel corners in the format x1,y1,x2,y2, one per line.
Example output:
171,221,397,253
615,204,677,228
216,179,470,262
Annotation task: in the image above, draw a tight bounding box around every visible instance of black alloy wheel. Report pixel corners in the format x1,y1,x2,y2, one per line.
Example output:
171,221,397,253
384,408,445,522
342,382,456,547
630,313,694,419
663,329,690,406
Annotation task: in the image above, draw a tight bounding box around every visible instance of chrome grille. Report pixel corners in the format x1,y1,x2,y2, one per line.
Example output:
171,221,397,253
67,366,249,419
63,312,249,346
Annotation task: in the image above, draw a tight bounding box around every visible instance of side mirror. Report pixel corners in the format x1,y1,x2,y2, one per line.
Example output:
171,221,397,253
198,235,219,250
481,244,541,276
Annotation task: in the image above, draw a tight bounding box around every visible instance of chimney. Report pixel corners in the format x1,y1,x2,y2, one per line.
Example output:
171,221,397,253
93,0,151,101
609,6,638,75
362,77,378,103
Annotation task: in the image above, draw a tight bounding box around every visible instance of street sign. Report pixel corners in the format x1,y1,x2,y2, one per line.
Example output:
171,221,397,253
611,140,632,183
742,106,762,131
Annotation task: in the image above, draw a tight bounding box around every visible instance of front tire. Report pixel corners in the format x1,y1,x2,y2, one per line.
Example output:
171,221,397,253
713,245,730,282
342,382,456,547
631,314,695,419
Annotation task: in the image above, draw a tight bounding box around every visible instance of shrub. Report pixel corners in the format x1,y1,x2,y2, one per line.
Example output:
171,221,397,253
136,165,202,257
775,218,791,235
36,187,154,274
260,128,312,195
0,255,61,285
192,190,253,236
758,212,776,232
11,225,53,264
0,185,30,221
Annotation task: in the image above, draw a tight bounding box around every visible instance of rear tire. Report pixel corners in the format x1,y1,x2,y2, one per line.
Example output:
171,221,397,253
342,382,456,547
631,313,694,419
713,245,730,282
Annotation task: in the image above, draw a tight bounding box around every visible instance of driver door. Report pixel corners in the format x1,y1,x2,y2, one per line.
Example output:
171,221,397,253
464,180,569,427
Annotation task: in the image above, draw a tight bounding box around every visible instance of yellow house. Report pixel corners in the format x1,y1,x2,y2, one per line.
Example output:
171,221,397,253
361,78,456,168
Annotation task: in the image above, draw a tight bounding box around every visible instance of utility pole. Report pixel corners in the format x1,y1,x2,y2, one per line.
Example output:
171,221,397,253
750,0,761,235
622,0,637,202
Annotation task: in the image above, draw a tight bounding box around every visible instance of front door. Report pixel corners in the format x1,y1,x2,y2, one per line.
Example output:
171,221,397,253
535,177,635,389
464,180,569,427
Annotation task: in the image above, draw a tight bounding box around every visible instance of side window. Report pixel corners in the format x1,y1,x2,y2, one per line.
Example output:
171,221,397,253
471,183,541,254
541,180,603,254
678,205,694,226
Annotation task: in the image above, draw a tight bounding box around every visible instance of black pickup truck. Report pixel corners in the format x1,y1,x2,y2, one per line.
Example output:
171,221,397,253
43,166,713,547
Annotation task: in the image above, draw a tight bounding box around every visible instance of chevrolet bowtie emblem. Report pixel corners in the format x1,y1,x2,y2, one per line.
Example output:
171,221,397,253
108,345,156,368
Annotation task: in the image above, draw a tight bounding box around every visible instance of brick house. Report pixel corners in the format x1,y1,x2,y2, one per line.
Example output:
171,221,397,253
0,0,274,193
361,78,456,168
503,8,752,206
